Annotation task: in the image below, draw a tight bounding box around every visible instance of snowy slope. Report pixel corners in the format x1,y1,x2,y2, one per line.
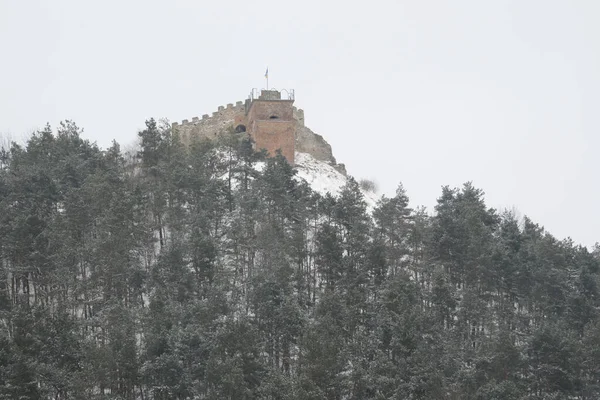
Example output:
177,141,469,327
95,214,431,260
294,152,379,210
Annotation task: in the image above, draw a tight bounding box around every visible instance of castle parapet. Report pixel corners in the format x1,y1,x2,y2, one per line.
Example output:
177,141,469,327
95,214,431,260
172,90,300,164
260,90,281,100
249,88,295,101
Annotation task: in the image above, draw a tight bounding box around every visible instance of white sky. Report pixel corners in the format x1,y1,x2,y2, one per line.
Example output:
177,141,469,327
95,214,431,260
1,0,599,247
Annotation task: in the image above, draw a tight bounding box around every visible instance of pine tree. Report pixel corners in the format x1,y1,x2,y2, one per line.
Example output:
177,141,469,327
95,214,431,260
1,119,599,399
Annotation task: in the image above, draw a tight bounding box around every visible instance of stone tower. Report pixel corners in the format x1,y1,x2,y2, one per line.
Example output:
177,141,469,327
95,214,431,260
237,89,296,164
172,88,302,166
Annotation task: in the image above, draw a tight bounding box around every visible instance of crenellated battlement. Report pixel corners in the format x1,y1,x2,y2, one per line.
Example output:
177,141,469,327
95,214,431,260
172,89,315,165
172,100,305,138
172,101,245,128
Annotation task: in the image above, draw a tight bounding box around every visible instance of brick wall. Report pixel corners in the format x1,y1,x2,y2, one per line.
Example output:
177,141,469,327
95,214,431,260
251,120,295,164
247,100,294,122
246,99,296,164
172,95,335,168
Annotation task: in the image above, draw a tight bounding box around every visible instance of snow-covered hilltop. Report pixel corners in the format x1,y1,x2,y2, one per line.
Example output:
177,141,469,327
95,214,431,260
294,151,379,209
173,89,379,208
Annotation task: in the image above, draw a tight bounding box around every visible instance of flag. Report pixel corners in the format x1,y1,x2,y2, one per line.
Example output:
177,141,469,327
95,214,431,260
265,68,268,79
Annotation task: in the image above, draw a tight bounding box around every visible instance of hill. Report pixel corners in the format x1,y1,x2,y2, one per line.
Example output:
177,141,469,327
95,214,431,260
0,119,599,399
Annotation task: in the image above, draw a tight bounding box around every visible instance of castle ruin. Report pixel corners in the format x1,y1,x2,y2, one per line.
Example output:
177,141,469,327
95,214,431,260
172,88,345,172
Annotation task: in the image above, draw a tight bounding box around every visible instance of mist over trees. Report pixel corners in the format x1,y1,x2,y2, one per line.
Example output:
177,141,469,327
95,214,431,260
1,120,599,399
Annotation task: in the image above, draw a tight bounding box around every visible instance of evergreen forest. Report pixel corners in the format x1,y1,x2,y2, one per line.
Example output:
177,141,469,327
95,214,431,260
1,120,600,399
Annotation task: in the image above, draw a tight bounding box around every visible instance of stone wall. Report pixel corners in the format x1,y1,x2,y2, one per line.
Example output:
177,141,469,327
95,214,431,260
172,99,343,172
293,107,305,127
172,102,245,146
296,125,335,164
173,102,305,143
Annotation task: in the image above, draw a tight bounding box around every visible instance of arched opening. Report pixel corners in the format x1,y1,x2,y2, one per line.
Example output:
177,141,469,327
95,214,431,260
235,124,246,133
269,115,279,120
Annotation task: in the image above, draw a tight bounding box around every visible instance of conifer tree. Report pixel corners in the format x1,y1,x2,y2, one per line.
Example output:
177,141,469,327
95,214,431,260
1,119,599,399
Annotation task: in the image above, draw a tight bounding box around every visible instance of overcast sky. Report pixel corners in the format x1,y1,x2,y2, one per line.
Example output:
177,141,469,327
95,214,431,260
1,0,599,247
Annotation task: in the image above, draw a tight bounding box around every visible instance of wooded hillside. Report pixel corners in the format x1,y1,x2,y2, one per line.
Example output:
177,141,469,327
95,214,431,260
1,120,599,399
